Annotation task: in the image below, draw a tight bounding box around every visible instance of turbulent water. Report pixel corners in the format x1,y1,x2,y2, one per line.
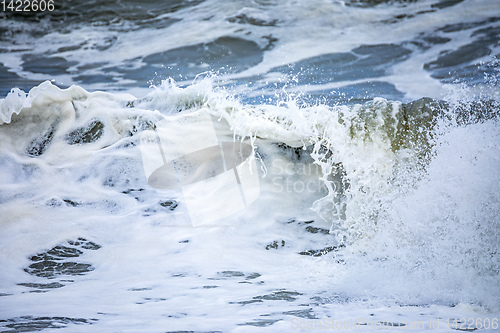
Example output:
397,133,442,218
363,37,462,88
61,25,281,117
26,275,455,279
1,0,500,332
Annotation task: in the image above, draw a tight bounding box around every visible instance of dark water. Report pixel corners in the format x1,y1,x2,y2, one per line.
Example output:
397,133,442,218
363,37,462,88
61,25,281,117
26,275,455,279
1,0,499,102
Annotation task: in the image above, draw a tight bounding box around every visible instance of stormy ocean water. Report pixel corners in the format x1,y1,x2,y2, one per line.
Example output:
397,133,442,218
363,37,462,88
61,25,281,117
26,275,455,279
0,0,499,332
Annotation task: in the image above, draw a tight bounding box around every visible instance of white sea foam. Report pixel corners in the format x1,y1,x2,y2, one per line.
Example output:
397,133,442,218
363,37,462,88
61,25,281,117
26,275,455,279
0,80,498,331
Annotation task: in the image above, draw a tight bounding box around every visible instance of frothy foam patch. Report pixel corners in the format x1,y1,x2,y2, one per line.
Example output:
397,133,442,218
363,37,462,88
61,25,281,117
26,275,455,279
0,80,498,331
